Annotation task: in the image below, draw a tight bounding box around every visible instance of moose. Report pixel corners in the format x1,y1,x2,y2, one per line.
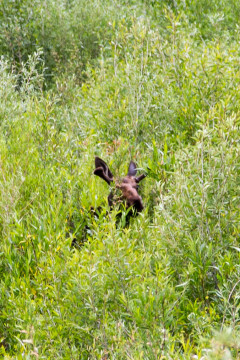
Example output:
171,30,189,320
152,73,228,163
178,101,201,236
94,157,146,219
70,157,147,248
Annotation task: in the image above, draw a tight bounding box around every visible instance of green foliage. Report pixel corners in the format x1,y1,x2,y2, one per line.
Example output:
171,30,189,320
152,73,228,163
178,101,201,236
0,0,131,86
0,0,240,358
146,0,240,39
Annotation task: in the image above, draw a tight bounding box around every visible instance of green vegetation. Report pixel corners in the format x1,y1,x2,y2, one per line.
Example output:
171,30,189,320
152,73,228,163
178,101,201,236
0,0,240,358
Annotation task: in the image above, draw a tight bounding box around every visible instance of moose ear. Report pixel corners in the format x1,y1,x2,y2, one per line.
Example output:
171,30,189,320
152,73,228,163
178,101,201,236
128,161,137,176
94,157,114,185
135,173,147,183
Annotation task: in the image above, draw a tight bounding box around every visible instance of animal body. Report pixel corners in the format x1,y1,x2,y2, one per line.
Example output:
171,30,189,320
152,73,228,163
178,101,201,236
94,157,146,218
70,157,146,248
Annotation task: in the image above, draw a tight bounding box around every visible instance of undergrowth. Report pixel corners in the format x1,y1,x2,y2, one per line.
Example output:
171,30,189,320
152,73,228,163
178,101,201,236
0,1,240,359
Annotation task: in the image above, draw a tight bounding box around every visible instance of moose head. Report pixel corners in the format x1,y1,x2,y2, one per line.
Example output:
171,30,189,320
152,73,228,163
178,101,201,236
94,157,146,217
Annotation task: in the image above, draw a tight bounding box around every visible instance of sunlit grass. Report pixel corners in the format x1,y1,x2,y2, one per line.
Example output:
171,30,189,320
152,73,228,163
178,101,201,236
0,1,240,359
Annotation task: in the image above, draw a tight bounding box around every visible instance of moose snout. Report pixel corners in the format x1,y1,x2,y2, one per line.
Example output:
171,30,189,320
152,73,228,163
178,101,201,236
121,185,144,213
130,197,144,212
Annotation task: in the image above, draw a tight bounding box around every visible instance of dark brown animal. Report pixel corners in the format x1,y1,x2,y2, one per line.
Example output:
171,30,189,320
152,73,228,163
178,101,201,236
94,157,146,217
70,157,146,248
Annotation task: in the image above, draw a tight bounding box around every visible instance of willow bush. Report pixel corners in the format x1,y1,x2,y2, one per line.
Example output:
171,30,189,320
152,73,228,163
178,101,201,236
1,0,240,359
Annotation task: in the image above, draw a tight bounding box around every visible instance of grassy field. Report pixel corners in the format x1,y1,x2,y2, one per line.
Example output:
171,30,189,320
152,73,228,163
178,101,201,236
0,0,240,358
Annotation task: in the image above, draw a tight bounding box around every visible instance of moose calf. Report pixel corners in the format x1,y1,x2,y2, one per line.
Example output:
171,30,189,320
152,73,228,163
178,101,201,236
71,157,146,248
94,157,146,220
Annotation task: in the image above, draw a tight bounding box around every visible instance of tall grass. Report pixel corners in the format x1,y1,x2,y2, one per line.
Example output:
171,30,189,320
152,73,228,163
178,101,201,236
0,1,240,359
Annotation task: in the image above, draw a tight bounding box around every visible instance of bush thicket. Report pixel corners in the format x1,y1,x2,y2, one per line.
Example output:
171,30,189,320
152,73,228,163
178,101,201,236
0,0,240,359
